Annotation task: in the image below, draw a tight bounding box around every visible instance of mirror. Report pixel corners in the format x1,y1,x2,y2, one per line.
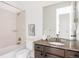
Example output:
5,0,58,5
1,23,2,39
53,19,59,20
43,1,79,40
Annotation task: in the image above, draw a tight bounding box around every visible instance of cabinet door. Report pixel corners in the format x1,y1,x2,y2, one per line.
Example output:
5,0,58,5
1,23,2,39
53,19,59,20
35,51,44,58
35,44,44,51
65,50,79,58
46,46,64,57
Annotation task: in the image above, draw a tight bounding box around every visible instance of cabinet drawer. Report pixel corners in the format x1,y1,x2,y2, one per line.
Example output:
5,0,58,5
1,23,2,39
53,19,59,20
35,51,43,58
46,47,64,57
65,50,79,58
45,53,60,58
35,44,44,51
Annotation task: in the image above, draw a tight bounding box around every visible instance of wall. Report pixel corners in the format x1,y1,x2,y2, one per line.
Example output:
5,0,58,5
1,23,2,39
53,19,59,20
25,6,43,50
43,5,56,37
16,11,26,45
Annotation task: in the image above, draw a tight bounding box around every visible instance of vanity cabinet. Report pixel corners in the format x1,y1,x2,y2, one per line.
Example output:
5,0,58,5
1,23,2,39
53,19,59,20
34,44,79,58
34,44,64,58
34,40,79,58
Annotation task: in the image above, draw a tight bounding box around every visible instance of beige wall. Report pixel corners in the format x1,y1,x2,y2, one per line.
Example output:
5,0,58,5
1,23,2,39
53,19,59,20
16,11,26,45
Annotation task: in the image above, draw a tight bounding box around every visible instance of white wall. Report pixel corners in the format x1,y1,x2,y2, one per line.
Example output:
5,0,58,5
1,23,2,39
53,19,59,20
43,5,56,37
25,6,43,50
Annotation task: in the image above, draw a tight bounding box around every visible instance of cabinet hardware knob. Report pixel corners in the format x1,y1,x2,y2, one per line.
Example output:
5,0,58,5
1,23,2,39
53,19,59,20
45,54,47,56
41,53,43,55
37,47,39,48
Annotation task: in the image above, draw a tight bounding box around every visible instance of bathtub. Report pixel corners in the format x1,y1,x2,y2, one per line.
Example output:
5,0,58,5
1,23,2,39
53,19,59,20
0,44,31,58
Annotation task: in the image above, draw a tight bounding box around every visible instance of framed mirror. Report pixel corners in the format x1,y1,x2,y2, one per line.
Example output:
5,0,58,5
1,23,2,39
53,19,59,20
43,1,79,40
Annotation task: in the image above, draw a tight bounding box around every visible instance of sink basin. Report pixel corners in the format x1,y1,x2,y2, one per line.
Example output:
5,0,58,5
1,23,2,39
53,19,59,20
48,42,64,45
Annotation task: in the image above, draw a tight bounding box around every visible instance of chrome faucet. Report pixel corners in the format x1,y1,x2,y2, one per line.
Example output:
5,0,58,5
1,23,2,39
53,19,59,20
56,34,60,42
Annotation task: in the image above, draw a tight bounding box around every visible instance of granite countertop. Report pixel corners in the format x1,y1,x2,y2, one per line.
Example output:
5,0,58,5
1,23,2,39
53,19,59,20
34,39,79,52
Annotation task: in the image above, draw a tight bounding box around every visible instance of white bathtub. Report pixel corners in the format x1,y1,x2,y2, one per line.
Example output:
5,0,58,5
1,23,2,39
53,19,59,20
0,44,31,58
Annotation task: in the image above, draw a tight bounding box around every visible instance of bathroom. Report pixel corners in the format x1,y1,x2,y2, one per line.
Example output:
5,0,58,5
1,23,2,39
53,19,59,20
0,0,79,58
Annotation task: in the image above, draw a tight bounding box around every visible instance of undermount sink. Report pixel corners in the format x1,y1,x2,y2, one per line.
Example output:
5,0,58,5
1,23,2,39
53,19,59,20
48,42,64,45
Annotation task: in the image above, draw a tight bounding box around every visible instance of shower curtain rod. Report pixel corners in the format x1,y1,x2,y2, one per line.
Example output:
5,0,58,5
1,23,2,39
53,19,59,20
0,1,24,12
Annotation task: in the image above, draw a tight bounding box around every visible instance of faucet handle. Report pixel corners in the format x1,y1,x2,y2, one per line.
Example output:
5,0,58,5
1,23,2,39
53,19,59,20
56,34,59,36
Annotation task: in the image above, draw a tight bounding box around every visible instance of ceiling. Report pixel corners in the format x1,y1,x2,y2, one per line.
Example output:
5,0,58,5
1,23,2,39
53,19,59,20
15,1,61,7
0,1,61,13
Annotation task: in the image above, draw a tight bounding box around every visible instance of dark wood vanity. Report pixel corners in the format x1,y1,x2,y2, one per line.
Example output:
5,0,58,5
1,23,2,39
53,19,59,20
35,44,64,58
34,39,79,58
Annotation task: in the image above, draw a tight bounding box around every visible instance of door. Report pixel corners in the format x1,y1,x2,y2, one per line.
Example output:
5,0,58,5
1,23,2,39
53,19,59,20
0,8,16,48
35,51,44,58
